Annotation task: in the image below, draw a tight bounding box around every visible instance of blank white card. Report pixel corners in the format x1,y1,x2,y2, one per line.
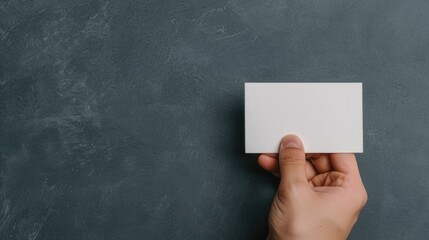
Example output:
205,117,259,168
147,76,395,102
245,83,363,153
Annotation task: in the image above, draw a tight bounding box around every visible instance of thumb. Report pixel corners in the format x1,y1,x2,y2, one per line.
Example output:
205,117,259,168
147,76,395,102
278,134,308,188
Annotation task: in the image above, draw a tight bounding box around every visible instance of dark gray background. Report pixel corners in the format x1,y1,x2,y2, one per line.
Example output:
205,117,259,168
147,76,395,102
1,0,428,239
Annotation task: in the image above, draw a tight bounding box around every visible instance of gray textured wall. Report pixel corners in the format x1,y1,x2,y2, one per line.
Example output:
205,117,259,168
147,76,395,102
1,0,429,239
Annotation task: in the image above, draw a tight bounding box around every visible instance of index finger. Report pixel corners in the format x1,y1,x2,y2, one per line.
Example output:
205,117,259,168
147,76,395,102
329,153,360,176
263,153,278,158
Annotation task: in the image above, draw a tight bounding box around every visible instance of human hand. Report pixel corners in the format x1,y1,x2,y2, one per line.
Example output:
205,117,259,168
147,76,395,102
258,134,367,240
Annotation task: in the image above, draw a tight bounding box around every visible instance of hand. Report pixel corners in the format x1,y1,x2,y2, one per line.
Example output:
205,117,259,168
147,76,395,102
258,134,367,240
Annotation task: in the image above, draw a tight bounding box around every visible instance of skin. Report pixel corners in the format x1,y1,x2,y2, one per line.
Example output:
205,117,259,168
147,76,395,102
258,134,367,240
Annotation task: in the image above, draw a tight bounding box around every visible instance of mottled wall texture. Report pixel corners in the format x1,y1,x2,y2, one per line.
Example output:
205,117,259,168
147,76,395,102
1,0,429,239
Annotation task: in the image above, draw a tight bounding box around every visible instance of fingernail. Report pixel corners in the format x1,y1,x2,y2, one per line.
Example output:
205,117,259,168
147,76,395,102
281,135,301,149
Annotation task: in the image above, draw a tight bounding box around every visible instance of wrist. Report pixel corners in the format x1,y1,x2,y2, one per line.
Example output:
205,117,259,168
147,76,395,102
266,223,348,240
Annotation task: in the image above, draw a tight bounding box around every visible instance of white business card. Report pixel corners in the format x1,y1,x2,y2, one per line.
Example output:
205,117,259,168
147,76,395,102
245,83,363,153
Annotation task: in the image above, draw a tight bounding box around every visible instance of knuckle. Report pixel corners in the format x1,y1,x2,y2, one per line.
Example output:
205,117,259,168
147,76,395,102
348,185,368,210
360,188,368,207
